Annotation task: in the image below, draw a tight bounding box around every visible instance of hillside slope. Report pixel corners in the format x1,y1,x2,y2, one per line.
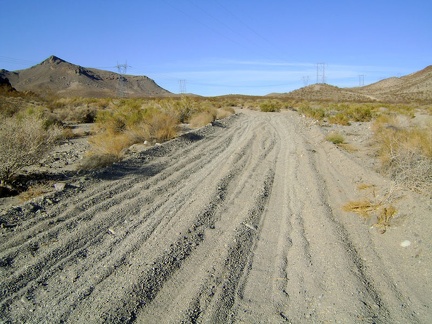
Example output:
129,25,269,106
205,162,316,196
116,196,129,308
354,65,432,102
278,65,432,103
0,56,171,98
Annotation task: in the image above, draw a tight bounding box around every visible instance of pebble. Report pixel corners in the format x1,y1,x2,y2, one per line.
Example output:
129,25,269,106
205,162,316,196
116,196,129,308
400,240,411,247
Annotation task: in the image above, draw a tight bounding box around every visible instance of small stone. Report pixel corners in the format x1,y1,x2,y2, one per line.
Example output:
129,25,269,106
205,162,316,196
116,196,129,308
400,240,411,247
54,183,66,191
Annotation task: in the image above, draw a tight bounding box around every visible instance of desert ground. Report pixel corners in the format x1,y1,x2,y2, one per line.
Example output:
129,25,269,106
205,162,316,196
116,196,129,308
1,108,431,323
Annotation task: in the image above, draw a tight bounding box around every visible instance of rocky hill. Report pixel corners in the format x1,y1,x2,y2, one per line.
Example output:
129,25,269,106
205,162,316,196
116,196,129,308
277,83,376,102
0,56,171,98
278,65,432,103
353,65,432,102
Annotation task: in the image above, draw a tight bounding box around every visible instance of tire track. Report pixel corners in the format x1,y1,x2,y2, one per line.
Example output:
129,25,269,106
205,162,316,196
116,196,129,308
0,110,428,323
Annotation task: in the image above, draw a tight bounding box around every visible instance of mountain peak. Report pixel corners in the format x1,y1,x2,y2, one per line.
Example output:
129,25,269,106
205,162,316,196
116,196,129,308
43,55,66,65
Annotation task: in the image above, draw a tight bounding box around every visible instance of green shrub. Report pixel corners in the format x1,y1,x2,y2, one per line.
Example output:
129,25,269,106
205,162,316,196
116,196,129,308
259,101,281,112
325,132,345,145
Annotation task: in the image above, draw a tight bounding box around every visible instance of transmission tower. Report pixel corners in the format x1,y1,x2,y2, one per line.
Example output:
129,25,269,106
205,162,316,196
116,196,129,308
316,63,326,84
178,79,187,94
116,61,130,97
302,76,310,87
358,75,365,86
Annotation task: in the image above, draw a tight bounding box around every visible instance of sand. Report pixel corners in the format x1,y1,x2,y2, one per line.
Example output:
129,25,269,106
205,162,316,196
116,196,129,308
1,109,431,323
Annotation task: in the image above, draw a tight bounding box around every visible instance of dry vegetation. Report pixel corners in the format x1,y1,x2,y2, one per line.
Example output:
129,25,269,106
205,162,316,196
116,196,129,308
372,115,432,195
343,184,398,233
300,99,431,227
0,94,238,190
1,89,431,203
0,108,61,186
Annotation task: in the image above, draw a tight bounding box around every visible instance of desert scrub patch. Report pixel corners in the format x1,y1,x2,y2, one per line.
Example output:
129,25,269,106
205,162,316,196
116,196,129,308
216,107,235,119
18,182,54,201
372,116,432,195
299,105,326,121
259,100,282,112
189,111,216,128
0,113,62,185
325,131,345,145
343,184,398,233
328,113,350,125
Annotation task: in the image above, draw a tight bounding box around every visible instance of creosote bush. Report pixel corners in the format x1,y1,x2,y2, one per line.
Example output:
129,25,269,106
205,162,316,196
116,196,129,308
372,116,432,195
0,113,61,184
189,111,216,128
259,100,282,112
325,132,345,145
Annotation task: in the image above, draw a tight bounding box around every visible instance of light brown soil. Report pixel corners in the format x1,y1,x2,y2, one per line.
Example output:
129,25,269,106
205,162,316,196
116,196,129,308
1,110,431,323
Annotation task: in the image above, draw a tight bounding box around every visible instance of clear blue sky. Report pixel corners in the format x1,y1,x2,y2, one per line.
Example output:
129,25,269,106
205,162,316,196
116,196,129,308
1,0,431,96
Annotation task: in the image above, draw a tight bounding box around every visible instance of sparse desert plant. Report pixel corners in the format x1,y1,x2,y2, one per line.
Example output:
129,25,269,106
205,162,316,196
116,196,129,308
343,184,397,233
148,112,178,142
216,107,235,119
328,113,350,125
372,117,432,195
347,105,373,122
259,100,281,112
325,131,345,145
18,182,54,201
299,105,326,121
0,113,61,184
189,111,216,128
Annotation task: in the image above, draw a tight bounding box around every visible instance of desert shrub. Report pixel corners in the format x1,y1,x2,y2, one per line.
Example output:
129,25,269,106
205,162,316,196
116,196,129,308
325,132,345,145
79,152,121,170
347,105,373,122
84,103,179,168
216,107,235,119
299,105,326,121
148,112,178,142
372,117,432,195
171,96,198,123
259,100,281,112
189,111,215,128
0,113,61,184
328,113,350,125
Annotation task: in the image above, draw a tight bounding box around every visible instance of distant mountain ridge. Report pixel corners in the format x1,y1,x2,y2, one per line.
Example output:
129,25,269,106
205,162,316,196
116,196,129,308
0,55,171,98
274,65,432,103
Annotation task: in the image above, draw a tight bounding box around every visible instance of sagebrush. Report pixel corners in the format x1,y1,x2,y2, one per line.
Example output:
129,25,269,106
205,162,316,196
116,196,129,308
0,113,61,184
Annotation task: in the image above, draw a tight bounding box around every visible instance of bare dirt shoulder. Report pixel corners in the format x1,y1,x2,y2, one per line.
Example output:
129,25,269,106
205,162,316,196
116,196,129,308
0,110,431,323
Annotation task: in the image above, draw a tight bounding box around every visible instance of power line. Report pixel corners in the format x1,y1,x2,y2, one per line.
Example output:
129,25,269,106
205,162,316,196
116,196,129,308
161,0,247,52
178,79,187,94
116,61,131,97
316,63,326,84
214,0,290,62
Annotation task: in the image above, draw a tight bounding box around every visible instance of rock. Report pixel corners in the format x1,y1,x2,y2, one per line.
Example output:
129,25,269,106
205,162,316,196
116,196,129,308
54,183,66,191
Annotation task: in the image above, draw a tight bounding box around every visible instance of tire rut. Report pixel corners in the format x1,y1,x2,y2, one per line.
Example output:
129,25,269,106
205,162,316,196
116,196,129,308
0,111,428,323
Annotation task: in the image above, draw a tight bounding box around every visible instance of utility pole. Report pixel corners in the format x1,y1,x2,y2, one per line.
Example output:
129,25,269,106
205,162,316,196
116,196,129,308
178,79,187,94
302,76,310,87
358,74,365,86
116,61,130,97
316,63,326,84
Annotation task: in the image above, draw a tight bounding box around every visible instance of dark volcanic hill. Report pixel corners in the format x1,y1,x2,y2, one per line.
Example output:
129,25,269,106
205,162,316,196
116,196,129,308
0,55,171,98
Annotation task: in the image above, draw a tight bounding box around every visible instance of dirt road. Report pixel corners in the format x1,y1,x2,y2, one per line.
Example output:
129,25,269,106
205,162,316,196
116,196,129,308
1,110,431,323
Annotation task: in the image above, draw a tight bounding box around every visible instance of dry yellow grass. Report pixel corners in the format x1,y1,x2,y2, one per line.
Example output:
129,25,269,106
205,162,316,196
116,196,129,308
189,111,215,128
343,184,398,233
372,116,432,195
